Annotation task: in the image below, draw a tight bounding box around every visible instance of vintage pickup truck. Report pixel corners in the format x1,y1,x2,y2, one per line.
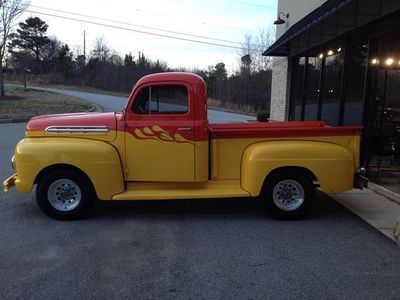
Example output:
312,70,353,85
3,72,364,220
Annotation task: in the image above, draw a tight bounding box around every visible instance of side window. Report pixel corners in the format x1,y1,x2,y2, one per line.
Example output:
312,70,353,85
132,85,188,115
133,87,150,114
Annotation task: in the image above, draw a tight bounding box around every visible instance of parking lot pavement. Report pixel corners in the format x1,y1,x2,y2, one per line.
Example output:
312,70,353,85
1,122,400,299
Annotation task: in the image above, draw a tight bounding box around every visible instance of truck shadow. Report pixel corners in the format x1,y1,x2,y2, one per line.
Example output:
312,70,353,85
91,191,349,221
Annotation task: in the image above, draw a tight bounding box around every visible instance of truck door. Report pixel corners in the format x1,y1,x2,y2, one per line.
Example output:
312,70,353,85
125,83,195,182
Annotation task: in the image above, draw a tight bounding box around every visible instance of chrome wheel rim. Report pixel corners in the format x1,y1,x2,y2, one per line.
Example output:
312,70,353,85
272,179,305,211
47,179,81,212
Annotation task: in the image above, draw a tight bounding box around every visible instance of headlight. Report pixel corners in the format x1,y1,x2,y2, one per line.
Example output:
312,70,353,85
11,155,15,170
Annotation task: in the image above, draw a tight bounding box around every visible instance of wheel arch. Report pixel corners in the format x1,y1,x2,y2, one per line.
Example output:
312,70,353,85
35,164,94,190
261,166,317,193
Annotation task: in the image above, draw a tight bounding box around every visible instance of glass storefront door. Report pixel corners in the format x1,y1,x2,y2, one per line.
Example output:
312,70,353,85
359,29,400,193
367,69,400,172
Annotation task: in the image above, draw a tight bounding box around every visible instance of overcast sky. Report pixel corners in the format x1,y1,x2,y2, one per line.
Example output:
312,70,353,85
21,0,277,71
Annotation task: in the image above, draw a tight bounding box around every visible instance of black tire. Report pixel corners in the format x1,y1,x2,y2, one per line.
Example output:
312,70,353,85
262,171,315,220
36,168,95,220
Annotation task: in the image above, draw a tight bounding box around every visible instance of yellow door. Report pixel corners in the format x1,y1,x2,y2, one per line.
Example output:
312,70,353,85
124,83,196,182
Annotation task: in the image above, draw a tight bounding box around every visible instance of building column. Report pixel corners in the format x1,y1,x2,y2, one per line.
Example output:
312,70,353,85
270,57,291,121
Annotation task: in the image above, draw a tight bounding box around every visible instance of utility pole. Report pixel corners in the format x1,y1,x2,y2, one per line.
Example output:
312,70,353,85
82,30,86,86
83,30,86,61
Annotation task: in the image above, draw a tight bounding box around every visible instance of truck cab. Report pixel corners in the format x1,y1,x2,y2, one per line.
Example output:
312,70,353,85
123,73,209,182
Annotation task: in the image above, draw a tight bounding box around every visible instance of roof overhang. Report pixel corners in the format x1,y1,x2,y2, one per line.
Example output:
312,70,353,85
263,0,400,57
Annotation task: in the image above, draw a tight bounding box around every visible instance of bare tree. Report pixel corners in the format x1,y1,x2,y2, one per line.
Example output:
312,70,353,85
109,50,122,65
73,45,82,57
90,36,110,62
239,28,275,73
0,0,29,97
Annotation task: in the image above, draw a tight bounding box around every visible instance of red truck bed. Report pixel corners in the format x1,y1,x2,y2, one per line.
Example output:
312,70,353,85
209,121,361,139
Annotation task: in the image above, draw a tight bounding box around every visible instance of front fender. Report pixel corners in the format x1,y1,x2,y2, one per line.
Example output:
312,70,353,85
14,138,124,200
241,141,354,196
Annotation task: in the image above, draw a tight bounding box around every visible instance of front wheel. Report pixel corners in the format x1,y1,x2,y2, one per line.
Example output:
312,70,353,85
262,171,315,220
36,169,95,220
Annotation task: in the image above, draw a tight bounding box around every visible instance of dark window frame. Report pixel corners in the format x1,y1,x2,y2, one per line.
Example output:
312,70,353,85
316,56,326,121
131,84,190,116
288,57,308,121
338,42,348,126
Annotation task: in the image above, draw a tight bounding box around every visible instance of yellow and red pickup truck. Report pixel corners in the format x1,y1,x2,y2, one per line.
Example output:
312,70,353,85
3,72,365,220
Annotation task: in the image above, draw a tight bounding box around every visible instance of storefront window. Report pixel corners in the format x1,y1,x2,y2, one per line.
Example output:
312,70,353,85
304,57,321,120
364,29,400,187
343,43,368,126
289,40,364,126
320,53,344,125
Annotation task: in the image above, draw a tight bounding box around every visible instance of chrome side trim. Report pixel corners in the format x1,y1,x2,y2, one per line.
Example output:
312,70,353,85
45,126,109,134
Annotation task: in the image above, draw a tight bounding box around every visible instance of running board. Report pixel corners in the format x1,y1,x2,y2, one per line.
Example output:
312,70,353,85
112,180,250,201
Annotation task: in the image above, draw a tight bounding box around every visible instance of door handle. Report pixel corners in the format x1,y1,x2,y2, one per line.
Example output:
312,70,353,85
177,127,193,132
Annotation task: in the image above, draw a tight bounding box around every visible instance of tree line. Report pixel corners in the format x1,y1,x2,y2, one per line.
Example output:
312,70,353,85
5,16,273,114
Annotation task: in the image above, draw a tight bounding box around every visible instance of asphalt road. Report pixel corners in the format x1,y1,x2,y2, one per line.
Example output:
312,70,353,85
1,122,400,299
30,86,256,124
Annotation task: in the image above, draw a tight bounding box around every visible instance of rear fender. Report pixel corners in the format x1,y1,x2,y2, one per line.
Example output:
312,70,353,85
241,141,355,196
14,138,124,200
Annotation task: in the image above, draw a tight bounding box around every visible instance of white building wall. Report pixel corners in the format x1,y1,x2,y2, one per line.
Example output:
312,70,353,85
270,0,328,121
270,57,290,121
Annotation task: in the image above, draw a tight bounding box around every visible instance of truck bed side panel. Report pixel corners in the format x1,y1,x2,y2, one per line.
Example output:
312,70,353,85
209,122,361,195
241,140,354,195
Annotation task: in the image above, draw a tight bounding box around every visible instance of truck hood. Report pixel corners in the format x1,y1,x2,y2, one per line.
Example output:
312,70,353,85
26,112,120,142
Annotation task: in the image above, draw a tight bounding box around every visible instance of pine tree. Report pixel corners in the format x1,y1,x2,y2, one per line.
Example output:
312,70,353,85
9,17,51,62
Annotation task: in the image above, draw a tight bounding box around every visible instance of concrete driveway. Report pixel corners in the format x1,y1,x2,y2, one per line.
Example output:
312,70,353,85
1,122,400,299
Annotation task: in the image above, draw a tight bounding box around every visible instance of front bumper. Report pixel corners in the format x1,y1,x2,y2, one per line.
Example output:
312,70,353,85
3,174,17,193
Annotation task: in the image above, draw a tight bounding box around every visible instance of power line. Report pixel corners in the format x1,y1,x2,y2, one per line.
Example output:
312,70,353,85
226,0,275,9
30,5,244,46
25,9,256,51
128,6,255,34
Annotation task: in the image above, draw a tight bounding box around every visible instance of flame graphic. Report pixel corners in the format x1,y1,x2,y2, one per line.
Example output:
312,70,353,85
133,125,195,146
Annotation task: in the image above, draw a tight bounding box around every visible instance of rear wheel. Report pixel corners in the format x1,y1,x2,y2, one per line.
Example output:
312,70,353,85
36,169,95,220
263,171,315,219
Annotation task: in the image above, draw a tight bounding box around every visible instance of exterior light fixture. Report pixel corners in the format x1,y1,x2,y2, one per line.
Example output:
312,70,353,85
327,50,334,56
337,47,342,52
371,58,379,65
386,58,394,66
319,53,324,59
274,12,289,25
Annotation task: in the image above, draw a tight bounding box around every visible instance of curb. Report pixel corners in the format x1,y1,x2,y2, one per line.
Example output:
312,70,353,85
395,218,400,248
0,103,104,124
368,182,400,247
87,103,104,113
368,182,400,206
208,106,256,117
0,117,31,124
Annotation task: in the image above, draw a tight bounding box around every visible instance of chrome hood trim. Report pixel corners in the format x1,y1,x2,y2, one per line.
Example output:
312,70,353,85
45,125,109,134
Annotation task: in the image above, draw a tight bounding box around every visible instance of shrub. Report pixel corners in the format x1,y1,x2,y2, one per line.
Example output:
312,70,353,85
257,111,270,122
